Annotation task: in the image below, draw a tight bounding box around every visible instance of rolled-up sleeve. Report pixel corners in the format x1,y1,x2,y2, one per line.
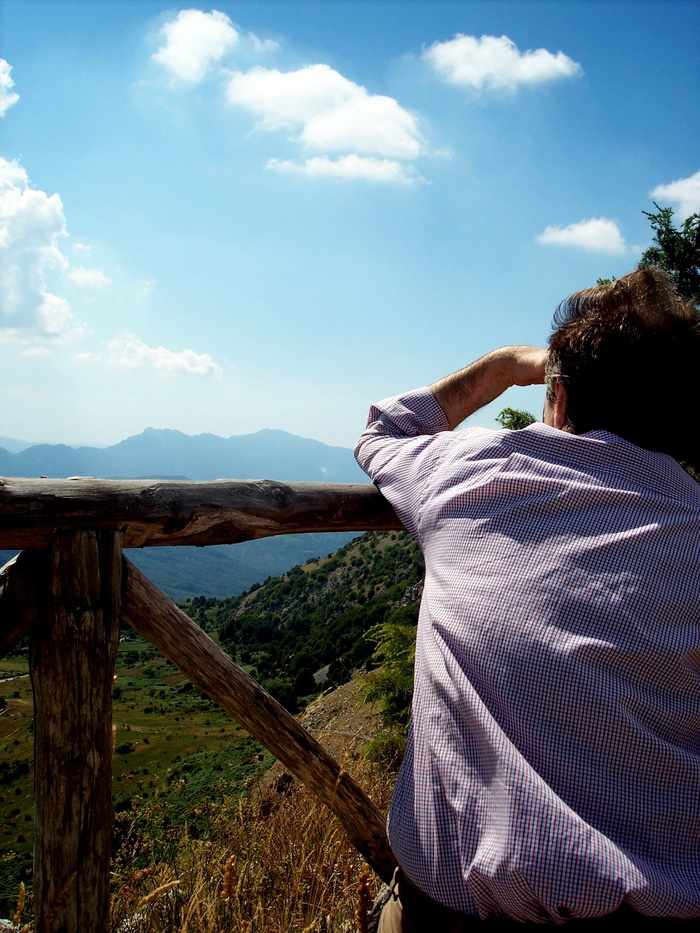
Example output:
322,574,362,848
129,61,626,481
354,388,452,539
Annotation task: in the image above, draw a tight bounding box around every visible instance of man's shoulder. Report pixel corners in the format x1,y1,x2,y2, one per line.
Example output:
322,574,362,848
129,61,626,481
503,423,700,503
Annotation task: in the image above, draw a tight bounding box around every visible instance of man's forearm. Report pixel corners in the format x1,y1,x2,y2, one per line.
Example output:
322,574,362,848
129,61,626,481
429,346,547,430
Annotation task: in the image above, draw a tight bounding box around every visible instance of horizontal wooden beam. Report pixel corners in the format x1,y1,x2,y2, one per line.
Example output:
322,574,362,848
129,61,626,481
122,557,397,883
0,477,402,549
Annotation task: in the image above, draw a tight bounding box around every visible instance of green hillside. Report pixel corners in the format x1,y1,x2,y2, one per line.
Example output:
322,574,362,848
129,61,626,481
0,529,423,917
210,529,423,713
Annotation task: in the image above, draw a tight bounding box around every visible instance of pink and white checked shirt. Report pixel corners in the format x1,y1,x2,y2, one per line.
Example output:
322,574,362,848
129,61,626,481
355,388,700,922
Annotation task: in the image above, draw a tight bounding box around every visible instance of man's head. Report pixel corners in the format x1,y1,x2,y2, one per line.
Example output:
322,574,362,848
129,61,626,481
545,267,700,468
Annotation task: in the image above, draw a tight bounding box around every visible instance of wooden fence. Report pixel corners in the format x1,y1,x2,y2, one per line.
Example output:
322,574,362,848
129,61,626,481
0,476,404,933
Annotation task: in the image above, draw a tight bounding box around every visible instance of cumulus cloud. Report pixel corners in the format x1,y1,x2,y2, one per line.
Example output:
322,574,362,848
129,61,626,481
67,266,111,288
536,218,627,254
651,170,700,220
0,59,19,116
226,63,423,172
0,157,79,339
267,154,420,184
424,34,582,91
107,335,222,377
154,20,422,183
153,9,239,83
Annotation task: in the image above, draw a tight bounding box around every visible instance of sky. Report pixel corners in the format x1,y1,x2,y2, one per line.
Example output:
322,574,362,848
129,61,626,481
1,0,698,449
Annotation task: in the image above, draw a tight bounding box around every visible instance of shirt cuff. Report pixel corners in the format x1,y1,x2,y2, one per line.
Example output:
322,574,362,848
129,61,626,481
370,387,450,437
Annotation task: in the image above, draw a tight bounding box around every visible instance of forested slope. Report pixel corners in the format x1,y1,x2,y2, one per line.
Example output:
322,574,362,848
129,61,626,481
182,529,424,714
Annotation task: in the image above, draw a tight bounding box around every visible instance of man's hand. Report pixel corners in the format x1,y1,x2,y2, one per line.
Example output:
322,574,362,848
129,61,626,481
505,345,549,387
429,346,548,430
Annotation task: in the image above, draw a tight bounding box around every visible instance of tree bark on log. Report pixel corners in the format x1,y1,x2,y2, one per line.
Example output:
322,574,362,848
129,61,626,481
0,550,45,659
122,557,397,883
30,530,122,933
0,477,402,549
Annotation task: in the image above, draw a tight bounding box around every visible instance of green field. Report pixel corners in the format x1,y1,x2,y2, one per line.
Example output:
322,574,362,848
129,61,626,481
0,634,272,916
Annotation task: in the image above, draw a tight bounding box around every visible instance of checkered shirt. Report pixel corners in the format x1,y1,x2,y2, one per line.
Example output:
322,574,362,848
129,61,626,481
355,388,700,921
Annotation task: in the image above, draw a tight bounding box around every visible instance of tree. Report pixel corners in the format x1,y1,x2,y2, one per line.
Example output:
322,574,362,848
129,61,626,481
496,408,536,430
638,204,700,305
363,605,419,766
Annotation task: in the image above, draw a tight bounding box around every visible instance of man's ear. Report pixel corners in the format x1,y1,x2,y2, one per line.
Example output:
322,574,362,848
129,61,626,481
552,380,569,431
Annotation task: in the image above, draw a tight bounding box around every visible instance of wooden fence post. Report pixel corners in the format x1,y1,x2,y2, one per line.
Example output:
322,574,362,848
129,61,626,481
29,530,122,933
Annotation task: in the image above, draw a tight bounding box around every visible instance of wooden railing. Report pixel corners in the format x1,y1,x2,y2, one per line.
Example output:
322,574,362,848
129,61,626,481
0,477,404,933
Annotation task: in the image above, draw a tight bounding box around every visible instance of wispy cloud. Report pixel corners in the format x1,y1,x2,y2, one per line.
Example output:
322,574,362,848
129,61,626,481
106,335,222,377
424,34,582,92
0,157,80,339
651,170,700,220
267,154,421,184
536,218,627,254
0,59,19,116
19,345,53,357
153,9,239,83
67,266,111,288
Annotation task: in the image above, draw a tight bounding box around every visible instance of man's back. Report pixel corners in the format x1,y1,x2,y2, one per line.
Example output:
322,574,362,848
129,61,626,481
356,386,700,921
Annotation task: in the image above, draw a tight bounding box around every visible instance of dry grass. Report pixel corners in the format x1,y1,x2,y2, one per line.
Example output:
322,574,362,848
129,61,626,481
110,755,392,933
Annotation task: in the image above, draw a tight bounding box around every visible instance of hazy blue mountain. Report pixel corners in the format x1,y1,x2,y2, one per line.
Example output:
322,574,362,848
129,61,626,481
0,427,368,598
0,426,365,483
0,437,36,453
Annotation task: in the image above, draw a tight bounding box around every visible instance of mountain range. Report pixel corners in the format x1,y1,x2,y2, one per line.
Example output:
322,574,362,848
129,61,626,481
0,426,366,483
0,427,369,599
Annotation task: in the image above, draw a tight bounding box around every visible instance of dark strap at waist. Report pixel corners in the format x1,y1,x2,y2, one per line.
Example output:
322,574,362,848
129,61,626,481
396,868,697,929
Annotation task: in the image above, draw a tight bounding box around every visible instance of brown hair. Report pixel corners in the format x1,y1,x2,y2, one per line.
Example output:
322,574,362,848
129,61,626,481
548,268,700,468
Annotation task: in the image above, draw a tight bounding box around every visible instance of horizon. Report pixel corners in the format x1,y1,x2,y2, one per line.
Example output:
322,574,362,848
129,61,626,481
1,0,698,449
0,422,371,453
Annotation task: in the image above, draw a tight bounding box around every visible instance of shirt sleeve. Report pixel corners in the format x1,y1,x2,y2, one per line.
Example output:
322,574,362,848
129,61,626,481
354,387,453,539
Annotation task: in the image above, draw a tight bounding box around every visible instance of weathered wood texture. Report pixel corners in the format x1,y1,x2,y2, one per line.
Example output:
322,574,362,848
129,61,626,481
122,557,397,883
0,477,402,549
30,530,122,933
0,549,45,658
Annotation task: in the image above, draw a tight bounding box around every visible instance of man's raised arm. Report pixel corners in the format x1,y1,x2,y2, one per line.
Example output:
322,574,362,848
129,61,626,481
429,345,548,430
354,346,547,537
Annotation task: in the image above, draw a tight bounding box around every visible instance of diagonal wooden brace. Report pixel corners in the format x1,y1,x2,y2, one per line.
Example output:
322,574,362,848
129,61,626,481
122,556,397,883
0,549,47,659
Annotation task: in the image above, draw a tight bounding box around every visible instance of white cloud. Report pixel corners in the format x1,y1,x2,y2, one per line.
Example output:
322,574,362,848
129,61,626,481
536,218,627,254
651,170,700,220
226,63,423,161
19,345,53,357
0,59,19,116
249,35,280,54
0,157,80,339
67,266,111,288
267,154,421,184
107,335,222,377
424,34,582,91
137,279,156,298
153,9,239,83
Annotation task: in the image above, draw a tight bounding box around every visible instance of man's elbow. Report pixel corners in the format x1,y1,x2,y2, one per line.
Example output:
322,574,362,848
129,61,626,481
353,433,374,477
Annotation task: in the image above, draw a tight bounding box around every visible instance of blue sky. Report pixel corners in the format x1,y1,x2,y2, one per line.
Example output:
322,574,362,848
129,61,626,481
1,0,698,449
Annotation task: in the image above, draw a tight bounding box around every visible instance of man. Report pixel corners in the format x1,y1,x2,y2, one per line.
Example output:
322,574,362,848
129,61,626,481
355,269,700,929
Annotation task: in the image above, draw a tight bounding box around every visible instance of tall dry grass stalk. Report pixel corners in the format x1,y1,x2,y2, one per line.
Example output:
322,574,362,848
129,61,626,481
11,882,26,927
110,754,392,932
